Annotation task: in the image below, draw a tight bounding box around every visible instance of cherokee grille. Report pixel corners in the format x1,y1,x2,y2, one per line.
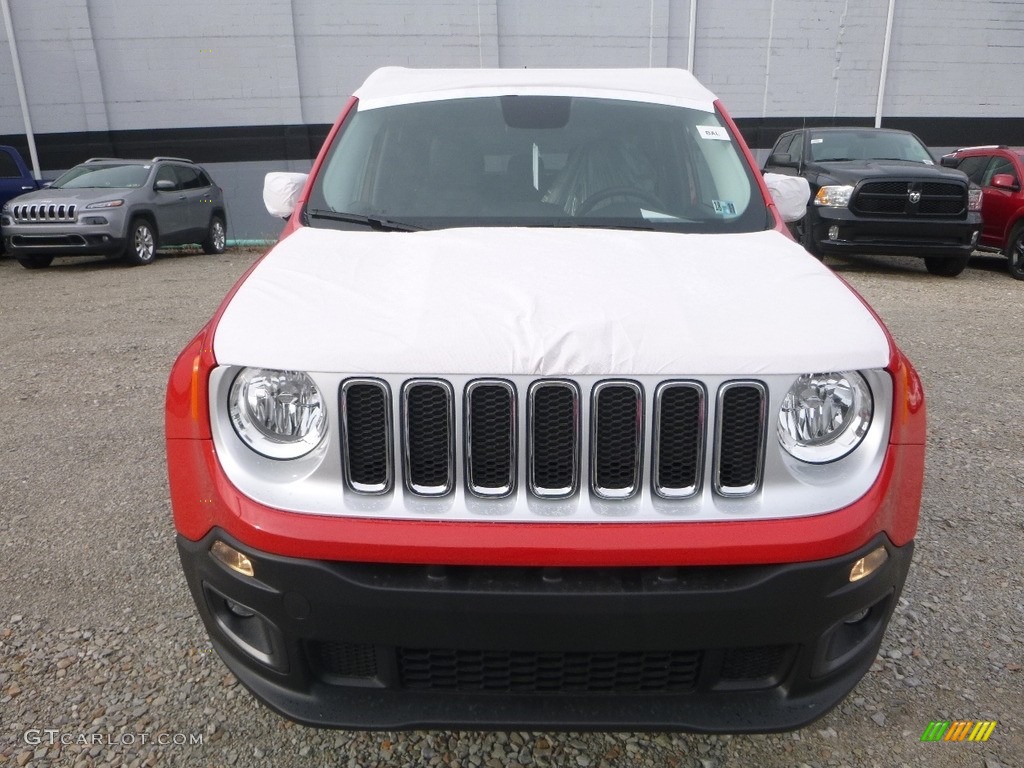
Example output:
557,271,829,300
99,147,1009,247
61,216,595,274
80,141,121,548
11,203,78,223
341,377,768,501
852,180,966,217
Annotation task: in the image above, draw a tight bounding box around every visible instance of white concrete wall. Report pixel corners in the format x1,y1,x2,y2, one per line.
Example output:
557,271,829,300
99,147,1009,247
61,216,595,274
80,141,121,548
3,0,1021,239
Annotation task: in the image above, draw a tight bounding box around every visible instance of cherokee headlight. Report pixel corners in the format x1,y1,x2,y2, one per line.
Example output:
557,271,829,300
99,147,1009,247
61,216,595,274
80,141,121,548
85,199,124,209
228,368,327,459
814,185,854,208
778,371,872,463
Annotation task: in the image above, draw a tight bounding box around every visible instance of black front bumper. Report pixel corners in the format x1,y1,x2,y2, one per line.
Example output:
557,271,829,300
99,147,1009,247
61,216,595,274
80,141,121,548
810,208,980,258
177,530,913,732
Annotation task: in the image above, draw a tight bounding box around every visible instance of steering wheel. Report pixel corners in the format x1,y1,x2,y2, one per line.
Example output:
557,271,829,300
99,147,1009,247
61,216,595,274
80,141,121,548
576,187,664,216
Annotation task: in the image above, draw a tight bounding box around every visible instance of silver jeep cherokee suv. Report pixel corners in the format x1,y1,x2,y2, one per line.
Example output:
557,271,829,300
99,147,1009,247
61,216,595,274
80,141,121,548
1,156,227,269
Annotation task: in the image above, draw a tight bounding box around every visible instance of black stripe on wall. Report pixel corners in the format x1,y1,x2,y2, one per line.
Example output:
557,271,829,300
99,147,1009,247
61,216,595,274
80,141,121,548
0,124,333,171
4,117,1023,171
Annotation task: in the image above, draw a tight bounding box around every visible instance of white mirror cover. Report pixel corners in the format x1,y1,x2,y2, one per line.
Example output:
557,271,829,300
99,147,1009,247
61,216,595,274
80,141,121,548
764,173,811,223
263,172,309,218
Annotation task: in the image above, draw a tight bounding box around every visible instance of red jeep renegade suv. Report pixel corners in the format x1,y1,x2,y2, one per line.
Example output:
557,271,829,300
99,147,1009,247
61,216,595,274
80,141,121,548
166,67,926,732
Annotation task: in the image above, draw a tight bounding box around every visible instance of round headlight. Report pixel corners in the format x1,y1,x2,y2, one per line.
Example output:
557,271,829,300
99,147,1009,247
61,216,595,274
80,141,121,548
229,368,327,459
778,371,872,463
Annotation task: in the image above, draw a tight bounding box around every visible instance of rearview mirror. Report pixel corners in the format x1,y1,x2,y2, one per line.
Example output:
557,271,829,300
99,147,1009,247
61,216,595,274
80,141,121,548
763,173,811,223
264,172,309,219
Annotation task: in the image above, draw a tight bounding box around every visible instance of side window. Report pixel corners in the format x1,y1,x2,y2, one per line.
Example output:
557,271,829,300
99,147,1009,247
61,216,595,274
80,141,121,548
771,134,793,157
789,133,804,163
982,156,1015,186
155,165,179,189
196,170,213,187
954,155,989,184
174,165,203,190
0,151,20,178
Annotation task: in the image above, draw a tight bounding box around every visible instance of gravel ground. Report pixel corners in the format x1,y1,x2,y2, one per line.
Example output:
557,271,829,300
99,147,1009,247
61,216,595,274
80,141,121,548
0,246,1022,768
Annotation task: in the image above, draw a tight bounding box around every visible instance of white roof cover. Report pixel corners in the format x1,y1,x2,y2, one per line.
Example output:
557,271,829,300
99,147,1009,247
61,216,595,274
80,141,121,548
214,227,891,376
352,67,718,112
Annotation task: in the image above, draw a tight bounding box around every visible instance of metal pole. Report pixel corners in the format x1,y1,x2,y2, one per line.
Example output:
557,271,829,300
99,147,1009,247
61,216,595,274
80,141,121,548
1,0,41,180
875,0,896,128
687,0,697,72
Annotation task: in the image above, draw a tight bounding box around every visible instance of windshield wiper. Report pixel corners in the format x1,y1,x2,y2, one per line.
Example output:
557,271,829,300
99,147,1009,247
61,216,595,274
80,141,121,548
306,209,422,232
547,217,657,231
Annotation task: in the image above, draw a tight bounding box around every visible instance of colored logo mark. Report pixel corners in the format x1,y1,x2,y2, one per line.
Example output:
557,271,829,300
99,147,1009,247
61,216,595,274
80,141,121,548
921,720,997,742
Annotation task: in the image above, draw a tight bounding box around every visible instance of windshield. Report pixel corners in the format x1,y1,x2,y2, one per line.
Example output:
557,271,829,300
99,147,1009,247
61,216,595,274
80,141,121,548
809,130,935,164
52,164,151,189
306,96,768,233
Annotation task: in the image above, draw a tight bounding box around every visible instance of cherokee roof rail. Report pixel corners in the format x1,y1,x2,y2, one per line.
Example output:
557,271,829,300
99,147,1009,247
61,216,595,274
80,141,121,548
151,156,194,163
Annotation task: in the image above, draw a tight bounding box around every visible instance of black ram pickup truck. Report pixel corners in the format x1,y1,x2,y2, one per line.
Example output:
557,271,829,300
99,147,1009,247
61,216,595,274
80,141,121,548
763,127,981,276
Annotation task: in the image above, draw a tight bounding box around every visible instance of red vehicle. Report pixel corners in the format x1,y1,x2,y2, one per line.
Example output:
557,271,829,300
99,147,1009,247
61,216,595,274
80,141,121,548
166,67,925,732
941,145,1024,280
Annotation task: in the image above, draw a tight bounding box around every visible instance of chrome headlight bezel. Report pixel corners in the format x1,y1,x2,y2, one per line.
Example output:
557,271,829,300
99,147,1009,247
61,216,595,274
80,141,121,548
228,368,327,460
777,371,873,464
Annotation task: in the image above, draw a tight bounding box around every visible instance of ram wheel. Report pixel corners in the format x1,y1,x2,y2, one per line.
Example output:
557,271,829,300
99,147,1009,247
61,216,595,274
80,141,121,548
124,219,157,266
924,255,968,277
202,215,227,254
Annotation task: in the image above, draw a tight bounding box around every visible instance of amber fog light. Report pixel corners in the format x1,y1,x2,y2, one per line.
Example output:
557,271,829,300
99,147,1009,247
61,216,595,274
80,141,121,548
849,546,888,583
211,540,255,578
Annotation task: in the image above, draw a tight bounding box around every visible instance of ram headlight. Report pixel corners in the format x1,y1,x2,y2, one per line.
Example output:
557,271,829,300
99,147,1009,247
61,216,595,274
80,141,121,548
814,185,854,208
778,371,872,463
229,368,327,459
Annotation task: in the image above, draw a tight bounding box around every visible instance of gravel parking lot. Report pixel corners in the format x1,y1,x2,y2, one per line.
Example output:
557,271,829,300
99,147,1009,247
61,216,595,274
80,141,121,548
1,247,1021,768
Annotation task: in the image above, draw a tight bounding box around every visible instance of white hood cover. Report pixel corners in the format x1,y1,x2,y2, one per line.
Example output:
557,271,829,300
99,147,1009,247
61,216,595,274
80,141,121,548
214,227,890,376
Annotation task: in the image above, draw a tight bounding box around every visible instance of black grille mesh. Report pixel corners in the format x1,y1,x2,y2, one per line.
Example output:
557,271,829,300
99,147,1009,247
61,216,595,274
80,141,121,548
467,383,515,493
717,386,764,490
342,382,390,489
308,641,378,679
405,383,453,491
531,385,577,493
655,385,703,494
593,384,641,494
397,647,700,692
719,645,790,681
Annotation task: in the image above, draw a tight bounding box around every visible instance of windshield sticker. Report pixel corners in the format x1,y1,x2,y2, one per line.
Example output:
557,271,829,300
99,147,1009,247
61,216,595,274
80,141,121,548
712,200,736,216
810,138,824,144
697,126,730,141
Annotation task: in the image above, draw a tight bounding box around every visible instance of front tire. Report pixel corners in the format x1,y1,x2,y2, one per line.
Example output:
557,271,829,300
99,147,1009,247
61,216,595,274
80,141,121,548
924,255,968,277
124,219,157,266
202,215,226,254
798,214,823,260
1004,224,1024,281
17,256,54,269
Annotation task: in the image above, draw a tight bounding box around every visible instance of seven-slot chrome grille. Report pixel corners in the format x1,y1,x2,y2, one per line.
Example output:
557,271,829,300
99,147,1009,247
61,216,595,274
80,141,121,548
339,377,767,501
11,202,78,223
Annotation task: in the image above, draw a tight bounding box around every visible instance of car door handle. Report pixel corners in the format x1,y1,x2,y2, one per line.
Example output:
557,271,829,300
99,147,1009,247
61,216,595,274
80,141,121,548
21,185,33,190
